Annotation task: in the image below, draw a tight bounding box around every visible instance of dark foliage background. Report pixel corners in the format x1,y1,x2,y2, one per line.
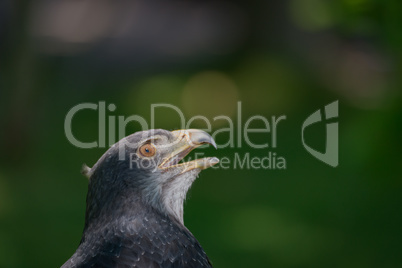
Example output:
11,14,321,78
1,0,401,267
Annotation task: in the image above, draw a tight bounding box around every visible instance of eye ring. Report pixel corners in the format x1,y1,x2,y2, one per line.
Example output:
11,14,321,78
138,143,156,157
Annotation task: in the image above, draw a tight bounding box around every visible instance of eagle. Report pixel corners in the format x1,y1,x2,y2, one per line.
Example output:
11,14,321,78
61,129,219,268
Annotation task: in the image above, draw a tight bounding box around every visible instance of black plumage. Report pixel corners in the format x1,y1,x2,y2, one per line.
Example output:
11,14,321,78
62,129,219,268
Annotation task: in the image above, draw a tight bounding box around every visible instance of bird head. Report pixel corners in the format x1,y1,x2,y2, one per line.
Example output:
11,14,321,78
83,129,219,225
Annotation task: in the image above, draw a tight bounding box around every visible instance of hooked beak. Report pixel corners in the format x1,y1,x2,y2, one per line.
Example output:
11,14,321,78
159,129,219,173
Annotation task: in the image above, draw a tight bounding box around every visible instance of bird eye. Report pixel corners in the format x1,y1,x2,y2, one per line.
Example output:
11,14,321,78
139,143,156,157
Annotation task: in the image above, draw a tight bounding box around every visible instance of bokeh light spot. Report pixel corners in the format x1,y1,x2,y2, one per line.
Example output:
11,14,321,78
233,56,300,114
181,71,239,126
289,0,333,32
124,75,185,129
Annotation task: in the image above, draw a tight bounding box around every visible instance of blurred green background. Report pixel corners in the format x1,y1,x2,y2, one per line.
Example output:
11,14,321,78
1,0,402,267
